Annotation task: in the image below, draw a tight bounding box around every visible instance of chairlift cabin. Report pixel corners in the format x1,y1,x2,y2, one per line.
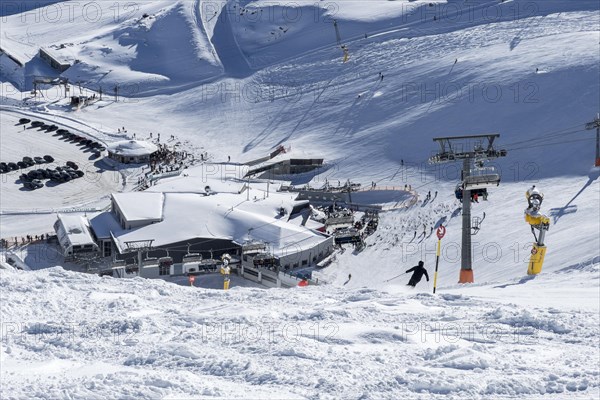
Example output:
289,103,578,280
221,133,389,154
462,166,500,190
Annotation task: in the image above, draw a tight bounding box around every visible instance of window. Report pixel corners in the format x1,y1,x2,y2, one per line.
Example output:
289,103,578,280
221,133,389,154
103,241,112,257
302,260,308,266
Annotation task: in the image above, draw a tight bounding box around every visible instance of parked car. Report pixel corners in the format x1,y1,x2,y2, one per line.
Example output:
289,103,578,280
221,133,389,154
60,171,72,181
19,173,32,182
75,170,85,178
34,157,45,164
67,171,78,180
57,129,69,135
43,155,54,163
22,157,35,167
49,171,62,182
47,125,58,132
81,139,93,146
30,121,44,127
40,124,50,130
27,170,42,179
66,161,79,170
19,118,31,124
24,179,43,190
16,161,28,169
36,169,49,179
0,162,7,173
7,162,19,171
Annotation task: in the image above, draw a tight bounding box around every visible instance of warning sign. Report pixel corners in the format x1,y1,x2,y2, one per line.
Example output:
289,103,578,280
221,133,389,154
436,225,446,240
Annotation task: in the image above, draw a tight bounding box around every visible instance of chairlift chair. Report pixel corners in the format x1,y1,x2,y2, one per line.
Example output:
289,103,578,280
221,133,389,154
182,252,202,263
462,166,500,190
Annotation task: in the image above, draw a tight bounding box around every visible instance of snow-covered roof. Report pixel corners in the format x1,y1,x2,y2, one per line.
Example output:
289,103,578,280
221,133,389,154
54,214,96,247
112,192,163,222
89,211,125,239
111,191,329,255
106,140,158,157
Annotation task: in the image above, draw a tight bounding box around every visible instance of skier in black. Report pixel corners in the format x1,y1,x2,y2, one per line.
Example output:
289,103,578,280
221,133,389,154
406,261,429,287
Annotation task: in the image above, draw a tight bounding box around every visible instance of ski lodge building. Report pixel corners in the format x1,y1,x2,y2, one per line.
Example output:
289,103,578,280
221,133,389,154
87,170,333,272
106,140,158,164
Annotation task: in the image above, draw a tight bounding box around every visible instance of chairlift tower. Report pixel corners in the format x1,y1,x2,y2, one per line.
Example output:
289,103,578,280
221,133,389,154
429,134,507,283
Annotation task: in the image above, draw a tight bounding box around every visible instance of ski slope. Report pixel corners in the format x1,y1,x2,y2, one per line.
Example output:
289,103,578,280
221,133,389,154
1,0,599,398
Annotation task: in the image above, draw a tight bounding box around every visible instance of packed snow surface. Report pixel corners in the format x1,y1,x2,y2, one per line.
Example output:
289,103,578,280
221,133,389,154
1,0,599,398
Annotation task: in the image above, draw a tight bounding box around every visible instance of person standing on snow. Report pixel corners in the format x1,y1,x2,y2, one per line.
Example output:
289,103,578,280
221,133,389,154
405,261,429,287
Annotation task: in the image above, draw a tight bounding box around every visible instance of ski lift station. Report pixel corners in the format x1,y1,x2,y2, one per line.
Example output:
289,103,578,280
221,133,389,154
106,140,158,164
65,168,335,284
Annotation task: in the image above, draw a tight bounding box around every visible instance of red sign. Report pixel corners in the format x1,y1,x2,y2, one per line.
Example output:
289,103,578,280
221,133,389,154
531,248,538,255
436,225,446,240
298,280,309,287
189,275,196,283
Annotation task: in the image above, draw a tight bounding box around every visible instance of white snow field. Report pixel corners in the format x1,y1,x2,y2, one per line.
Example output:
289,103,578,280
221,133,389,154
1,0,599,399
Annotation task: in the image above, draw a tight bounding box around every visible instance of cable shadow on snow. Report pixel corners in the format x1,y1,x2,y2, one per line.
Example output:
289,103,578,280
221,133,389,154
493,275,536,289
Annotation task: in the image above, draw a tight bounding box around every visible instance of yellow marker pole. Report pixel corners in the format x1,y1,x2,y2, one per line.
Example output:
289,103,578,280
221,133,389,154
433,225,445,293
433,239,441,293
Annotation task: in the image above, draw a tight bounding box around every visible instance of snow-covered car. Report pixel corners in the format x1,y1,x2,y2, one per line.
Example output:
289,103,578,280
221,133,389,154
34,157,45,164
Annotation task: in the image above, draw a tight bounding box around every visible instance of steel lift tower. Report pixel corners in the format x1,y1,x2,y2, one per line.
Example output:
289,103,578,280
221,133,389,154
429,134,507,283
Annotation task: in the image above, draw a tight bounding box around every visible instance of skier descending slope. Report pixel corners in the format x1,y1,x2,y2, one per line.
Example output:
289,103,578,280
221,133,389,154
405,261,429,287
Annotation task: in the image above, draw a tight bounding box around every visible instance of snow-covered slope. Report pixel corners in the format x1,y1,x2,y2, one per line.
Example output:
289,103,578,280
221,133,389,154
1,267,598,399
1,1,599,398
